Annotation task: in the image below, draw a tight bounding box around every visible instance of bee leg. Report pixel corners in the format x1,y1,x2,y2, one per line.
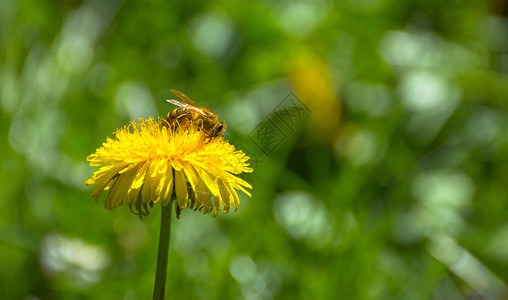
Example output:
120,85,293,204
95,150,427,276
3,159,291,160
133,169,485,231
206,128,216,143
197,118,204,131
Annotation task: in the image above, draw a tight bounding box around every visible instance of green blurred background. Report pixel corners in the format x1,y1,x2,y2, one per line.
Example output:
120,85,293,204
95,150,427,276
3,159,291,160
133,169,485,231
1,0,508,299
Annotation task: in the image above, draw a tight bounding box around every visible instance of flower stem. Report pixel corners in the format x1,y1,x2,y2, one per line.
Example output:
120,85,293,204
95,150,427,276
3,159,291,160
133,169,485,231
153,203,173,300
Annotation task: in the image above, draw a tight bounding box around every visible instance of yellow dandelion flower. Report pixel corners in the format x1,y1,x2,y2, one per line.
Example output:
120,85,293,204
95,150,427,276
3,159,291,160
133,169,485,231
85,117,253,218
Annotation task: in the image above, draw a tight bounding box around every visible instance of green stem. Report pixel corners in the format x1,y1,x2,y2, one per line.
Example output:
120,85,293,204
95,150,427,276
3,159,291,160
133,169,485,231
153,203,173,300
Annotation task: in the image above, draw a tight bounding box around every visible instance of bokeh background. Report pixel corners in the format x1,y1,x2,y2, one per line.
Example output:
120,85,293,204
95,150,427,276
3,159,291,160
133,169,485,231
1,0,508,299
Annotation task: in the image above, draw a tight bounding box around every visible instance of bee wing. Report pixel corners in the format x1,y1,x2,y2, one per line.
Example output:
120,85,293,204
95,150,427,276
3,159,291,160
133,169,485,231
166,99,208,116
170,89,199,106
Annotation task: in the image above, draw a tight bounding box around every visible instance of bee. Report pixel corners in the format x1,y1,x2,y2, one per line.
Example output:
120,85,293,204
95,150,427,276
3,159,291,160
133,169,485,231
163,89,226,140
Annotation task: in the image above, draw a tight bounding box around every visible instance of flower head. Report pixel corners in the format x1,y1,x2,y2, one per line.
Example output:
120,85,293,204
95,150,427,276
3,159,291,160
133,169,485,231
85,117,252,218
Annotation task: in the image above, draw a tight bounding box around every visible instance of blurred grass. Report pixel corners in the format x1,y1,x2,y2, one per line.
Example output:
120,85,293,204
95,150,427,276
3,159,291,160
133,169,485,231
1,0,508,299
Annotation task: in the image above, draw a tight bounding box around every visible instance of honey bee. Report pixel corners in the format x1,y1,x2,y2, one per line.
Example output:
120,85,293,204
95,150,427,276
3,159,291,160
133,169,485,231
163,89,226,140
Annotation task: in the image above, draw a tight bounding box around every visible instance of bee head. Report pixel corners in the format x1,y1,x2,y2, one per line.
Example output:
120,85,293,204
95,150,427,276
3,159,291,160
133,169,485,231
213,120,226,137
